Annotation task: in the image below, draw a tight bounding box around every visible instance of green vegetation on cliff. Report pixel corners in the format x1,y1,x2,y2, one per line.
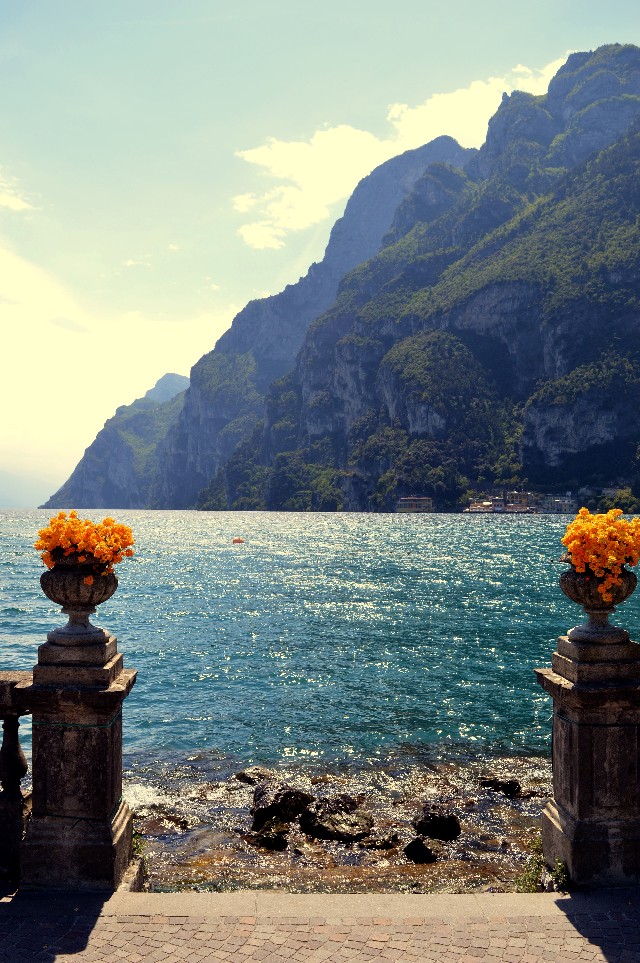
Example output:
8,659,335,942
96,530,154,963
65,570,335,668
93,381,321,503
211,48,640,510
43,382,187,509
44,46,640,512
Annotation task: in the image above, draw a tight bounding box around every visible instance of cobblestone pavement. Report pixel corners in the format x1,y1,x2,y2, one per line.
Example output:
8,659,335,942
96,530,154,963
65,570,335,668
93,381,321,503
1,891,640,962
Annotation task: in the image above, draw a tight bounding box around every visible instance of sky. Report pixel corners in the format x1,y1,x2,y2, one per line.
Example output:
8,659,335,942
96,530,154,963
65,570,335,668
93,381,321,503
1,0,640,506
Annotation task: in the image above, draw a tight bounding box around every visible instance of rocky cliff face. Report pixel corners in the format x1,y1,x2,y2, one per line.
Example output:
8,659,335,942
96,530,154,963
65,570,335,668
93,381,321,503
42,374,188,509
151,137,473,507
208,44,640,511
471,45,640,178
46,45,640,512
521,354,640,484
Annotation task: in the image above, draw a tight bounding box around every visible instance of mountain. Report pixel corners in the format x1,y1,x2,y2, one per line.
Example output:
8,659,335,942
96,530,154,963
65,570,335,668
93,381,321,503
45,138,471,510
143,373,190,404
149,137,472,508
201,44,640,511
44,44,640,512
42,374,189,509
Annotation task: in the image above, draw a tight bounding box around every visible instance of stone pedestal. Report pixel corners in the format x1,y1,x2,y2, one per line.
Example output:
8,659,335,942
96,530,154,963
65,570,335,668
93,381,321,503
20,629,137,891
536,630,640,886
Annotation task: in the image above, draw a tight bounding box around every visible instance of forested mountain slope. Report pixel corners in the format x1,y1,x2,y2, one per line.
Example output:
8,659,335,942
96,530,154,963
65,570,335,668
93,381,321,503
201,45,640,511
43,374,189,509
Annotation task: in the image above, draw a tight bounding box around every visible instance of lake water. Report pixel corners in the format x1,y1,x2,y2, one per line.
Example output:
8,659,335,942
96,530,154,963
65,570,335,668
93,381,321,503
2,508,621,787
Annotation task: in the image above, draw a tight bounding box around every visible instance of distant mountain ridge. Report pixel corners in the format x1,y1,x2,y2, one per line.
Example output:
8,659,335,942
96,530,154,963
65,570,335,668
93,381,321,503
151,136,472,508
42,374,188,508
47,137,471,509
44,44,640,511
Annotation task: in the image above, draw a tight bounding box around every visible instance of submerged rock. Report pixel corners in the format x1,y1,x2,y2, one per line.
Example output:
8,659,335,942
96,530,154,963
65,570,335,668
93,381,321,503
246,816,290,851
235,766,276,786
300,794,374,842
479,777,521,798
412,806,461,841
251,782,314,831
403,837,438,864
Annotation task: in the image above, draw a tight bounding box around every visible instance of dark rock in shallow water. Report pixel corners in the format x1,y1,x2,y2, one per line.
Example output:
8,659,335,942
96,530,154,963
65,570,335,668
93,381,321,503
300,794,374,842
412,806,461,841
479,777,521,798
235,766,276,786
251,782,314,831
246,816,290,851
404,837,438,864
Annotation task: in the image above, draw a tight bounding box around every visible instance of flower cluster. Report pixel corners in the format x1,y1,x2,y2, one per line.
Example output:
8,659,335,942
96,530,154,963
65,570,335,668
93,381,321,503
562,507,640,601
35,511,134,584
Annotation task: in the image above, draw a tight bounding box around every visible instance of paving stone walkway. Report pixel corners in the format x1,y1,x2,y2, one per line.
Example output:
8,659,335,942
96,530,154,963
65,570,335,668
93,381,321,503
1,890,640,962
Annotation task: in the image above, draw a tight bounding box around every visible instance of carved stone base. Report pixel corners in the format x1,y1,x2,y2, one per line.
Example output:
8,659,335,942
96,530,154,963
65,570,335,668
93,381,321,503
33,651,124,687
542,799,640,885
20,799,133,891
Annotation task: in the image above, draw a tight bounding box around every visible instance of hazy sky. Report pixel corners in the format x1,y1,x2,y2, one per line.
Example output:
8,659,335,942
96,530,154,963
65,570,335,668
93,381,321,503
2,0,640,504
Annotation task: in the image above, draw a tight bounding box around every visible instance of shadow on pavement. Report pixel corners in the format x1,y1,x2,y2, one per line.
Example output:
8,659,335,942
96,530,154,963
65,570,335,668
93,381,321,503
0,890,108,962
554,889,640,962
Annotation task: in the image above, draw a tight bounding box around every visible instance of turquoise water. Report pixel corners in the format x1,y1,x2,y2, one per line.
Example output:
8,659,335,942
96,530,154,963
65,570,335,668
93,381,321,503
1,509,625,774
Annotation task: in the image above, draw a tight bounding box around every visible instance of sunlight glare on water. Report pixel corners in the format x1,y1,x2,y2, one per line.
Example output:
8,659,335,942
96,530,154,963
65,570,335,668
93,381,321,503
1,508,625,769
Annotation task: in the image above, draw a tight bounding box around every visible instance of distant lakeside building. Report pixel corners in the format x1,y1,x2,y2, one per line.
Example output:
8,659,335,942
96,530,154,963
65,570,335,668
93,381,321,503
395,496,434,513
396,486,635,515
465,490,579,514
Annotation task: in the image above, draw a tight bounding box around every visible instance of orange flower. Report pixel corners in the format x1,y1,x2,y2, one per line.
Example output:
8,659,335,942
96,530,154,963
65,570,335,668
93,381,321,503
83,575,94,586
562,507,640,602
35,511,135,575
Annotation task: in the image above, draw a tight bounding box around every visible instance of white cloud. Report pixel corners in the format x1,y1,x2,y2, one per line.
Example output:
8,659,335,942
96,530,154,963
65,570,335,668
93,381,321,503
237,221,286,250
232,192,259,214
0,245,235,486
235,55,567,249
124,256,152,268
0,168,34,212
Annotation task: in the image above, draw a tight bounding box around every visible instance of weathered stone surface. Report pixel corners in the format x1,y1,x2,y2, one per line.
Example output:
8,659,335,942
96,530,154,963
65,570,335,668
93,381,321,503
21,629,137,891
300,794,374,842
251,782,314,831
0,791,31,879
412,806,461,841
536,612,640,885
33,651,124,687
37,637,118,666
21,799,133,892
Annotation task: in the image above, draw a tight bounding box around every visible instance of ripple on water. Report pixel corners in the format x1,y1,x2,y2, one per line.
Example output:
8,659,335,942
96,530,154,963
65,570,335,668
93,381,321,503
0,509,613,769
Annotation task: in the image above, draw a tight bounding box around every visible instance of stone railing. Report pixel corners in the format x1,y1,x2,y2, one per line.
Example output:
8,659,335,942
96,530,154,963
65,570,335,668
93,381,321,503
0,671,32,880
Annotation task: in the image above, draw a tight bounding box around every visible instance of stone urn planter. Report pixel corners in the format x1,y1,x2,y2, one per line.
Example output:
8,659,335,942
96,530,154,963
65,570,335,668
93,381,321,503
559,559,637,643
40,551,117,644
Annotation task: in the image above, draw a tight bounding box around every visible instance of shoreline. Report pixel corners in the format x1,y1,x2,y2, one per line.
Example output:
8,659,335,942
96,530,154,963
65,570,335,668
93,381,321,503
126,750,552,894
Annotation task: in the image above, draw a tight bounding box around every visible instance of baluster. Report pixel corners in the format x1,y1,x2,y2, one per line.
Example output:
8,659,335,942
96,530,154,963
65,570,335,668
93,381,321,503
0,713,30,881
0,714,28,796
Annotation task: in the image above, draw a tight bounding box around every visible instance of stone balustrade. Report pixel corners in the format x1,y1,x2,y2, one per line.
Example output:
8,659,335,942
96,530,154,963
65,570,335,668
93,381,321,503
0,671,33,881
